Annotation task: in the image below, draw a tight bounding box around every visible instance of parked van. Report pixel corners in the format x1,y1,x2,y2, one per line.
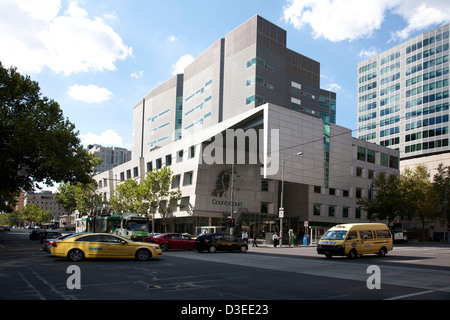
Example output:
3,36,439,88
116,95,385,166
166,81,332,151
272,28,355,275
317,223,393,259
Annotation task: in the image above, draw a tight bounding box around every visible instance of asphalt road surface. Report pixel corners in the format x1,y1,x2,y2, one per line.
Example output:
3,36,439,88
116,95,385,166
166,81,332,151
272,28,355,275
1,229,449,308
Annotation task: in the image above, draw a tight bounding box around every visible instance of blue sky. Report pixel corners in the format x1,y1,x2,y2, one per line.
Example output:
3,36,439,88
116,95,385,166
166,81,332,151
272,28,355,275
2,0,450,150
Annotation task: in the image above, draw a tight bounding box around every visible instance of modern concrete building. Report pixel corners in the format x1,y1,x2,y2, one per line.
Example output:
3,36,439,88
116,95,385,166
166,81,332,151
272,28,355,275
94,15,399,242
23,191,68,227
87,144,132,173
357,24,450,174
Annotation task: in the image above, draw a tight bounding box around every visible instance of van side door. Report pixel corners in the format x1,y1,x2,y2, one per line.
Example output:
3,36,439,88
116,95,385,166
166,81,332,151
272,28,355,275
359,230,374,254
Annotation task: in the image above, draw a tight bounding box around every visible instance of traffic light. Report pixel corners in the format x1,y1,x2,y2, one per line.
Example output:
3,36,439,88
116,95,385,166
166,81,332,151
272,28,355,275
227,218,235,227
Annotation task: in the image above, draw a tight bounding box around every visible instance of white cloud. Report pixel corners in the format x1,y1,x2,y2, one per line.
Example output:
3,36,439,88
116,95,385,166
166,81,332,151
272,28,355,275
131,70,144,78
283,0,450,42
68,84,113,103
359,47,381,59
79,130,124,148
0,0,132,75
172,54,195,75
390,0,450,41
168,35,177,42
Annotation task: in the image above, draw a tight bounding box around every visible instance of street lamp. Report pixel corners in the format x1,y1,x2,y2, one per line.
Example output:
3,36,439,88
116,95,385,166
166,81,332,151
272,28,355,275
280,151,303,247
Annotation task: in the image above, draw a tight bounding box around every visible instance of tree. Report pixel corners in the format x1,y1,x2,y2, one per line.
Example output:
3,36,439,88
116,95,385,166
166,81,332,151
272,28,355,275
433,163,450,236
55,183,77,214
22,204,52,226
401,166,439,239
110,179,147,215
140,167,182,233
0,62,100,211
358,172,403,226
72,182,104,216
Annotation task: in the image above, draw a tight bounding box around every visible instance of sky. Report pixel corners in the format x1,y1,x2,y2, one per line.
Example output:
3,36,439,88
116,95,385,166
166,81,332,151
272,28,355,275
2,0,450,151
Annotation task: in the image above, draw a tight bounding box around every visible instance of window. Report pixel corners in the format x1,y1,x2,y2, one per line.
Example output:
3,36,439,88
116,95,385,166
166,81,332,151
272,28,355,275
367,149,375,163
177,150,184,163
329,188,336,195
189,146,195,159
346,231,357,240
120,172,125,181
172,175,181,189
314,186,321,194
328,206,335,217
165,154,172,166
343,190,349,197
356,188,363,198
355,208,362,219
147,161,153,172
389,155,399,169
313,204,321,216
261,179,269,191
133,167,138,177
360,230,373,239
343,207,349,218
126,169,131,179
357,147,366,161
381,153,389,166
376,230,391,239
183,171,193,186
155,158,162,169
356,167,363,177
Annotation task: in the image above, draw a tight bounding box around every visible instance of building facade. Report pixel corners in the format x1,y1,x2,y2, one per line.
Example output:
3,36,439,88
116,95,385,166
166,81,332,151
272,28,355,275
87,144,132,173
23,191,68,227
94,16,399,242
357,24,450,172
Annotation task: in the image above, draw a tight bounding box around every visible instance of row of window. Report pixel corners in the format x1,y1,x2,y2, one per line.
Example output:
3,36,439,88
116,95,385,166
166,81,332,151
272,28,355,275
406,102,449,121
356,147,399,168
405,114,450,131
406,30,450,55
406,54,449,76
406,90,450,109
405,138,449,154
406,79,450,98
405,126,449,142
313,204,364,219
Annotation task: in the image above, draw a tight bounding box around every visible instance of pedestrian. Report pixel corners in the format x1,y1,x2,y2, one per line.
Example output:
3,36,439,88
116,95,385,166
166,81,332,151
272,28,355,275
252,234,258,247
273,232,279,247
242,231,248,244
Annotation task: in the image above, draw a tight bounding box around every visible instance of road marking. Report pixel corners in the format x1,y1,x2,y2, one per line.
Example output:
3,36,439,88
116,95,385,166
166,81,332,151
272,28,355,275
385,290,435,300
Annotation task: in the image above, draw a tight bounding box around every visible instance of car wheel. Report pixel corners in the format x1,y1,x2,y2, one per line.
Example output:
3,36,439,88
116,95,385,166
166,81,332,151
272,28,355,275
239,245,247,253
347,249,357,259
378,247,387,257
136,248,151,261
208,246,217,253
160,243,169,252
68,249,84,262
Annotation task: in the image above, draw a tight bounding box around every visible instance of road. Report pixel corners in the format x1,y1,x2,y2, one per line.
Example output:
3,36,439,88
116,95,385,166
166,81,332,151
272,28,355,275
1,229,449,306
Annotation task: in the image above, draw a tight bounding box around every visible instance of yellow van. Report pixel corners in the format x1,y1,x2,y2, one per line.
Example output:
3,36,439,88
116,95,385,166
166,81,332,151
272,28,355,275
317,223,393,259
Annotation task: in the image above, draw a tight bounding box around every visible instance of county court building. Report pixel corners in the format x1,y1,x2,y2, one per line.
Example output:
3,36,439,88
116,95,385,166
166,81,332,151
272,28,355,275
95,16,399,243
357,24,450,175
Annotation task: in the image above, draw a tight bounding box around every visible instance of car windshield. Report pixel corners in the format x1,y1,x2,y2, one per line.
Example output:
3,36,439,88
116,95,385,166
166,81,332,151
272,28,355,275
322,230,347,240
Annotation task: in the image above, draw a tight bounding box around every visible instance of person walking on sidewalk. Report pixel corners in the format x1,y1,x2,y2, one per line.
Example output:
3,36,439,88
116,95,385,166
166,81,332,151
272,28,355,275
273,232,279,247
252,234,258,247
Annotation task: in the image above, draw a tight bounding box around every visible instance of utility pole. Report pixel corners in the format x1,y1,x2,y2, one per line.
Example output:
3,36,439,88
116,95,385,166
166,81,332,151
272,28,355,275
230,164,234,236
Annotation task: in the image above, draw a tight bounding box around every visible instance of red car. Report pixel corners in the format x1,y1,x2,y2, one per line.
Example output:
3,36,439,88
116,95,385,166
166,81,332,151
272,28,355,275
143,233,195,251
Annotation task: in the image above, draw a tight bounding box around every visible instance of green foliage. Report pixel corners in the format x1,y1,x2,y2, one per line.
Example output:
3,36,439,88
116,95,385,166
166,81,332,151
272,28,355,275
0,62,100,211
56,181,103,216
22,204,52,225
358,165,439,231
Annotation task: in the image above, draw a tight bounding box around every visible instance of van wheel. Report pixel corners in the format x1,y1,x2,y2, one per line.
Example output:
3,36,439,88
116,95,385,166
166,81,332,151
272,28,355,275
239,245,247,253
347,249,357,259
378,247,387,257
208,246,217,253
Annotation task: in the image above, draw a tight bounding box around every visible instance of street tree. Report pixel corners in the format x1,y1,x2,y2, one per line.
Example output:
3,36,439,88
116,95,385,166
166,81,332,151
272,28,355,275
140,167,182,233
22,204,52,226
0,62,100,211
110,178,148,215
401,165,439,240
358,172,404,226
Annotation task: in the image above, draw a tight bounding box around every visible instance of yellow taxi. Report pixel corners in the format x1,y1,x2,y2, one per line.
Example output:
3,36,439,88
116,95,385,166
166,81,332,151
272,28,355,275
50,233,162,262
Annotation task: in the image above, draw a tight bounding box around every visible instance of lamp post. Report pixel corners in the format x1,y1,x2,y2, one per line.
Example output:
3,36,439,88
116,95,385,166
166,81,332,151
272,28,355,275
280,151,303,247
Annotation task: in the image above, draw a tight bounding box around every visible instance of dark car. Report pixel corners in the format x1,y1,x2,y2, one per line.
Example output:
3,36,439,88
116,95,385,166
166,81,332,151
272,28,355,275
143,233,195,251
194,233,248,253
29,229,46,240
42,233,74,252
